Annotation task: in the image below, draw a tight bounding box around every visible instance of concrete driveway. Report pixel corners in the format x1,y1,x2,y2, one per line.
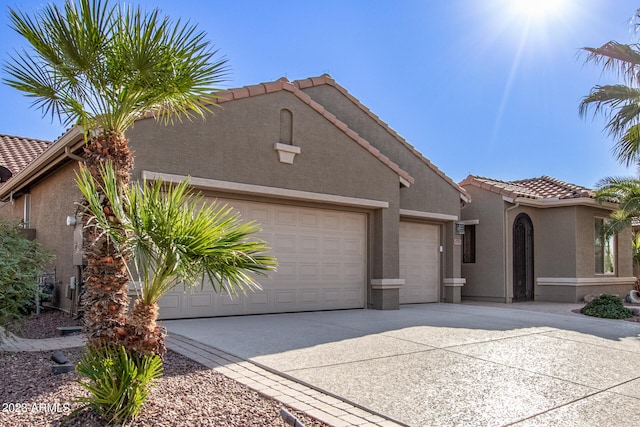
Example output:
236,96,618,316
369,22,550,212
164,303,640,426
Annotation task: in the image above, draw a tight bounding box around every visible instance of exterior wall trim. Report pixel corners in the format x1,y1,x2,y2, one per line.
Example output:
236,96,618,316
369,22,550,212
141,171,390,209
399,209,458,221
443,278,466,287
273,143,301,164
370,279,405,289
399,176,411,188
537,277,636,287
515,197,618,210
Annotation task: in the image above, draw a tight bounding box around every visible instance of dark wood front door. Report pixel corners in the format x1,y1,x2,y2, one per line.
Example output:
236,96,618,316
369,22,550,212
513,213,534,301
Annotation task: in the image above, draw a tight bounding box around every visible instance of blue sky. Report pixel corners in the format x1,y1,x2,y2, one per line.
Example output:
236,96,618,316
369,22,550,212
0,0,639,187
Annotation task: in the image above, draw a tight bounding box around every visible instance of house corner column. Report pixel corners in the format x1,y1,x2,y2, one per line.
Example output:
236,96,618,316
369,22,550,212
443,220,464,303
369,205,401,310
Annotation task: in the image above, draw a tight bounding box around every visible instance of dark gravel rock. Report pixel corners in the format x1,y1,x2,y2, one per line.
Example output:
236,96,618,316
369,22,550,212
7,308,83,339
2,310,328,426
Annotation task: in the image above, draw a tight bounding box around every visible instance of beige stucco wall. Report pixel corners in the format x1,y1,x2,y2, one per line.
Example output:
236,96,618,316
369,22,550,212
0,162,81,313
460,186,506,301
573,206,633,278
300,84,461,215
462,183,635,303
127,89,413,307
535,207,577,278
128,92,399,201
300,84,463,288
1,85,466,313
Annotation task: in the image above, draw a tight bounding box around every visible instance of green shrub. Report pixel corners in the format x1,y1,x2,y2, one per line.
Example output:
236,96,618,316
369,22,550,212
0,220,53,337
581,294,632,319
73,345,163,424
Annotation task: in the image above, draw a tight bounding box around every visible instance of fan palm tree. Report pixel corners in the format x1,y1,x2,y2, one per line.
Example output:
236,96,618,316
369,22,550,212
594,176,640,234
579,41,640,166
595,176,640,290
76,163,277,356
3,0,227,346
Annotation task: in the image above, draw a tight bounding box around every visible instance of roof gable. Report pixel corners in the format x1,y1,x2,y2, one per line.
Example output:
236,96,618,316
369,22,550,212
292,74,468,199
0,134,51,184
210,77,414,186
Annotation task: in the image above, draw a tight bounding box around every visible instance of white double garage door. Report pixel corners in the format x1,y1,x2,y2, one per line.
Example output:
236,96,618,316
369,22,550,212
159,198,440,319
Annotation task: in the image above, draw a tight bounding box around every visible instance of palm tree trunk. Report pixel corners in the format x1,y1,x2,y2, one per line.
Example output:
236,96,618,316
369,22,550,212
124,299,167,357
81,130,134,347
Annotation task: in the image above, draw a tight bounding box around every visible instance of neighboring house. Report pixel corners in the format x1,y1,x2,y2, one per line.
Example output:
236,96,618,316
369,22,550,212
0,134,51,234
459,175,635,303
0,75,468,319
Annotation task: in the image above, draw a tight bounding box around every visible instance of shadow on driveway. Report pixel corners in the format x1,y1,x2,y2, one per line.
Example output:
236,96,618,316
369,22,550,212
164,303,640,426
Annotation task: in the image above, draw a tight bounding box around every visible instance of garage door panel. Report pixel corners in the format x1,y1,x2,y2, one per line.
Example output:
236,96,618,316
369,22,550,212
274,234,296,253
300,211,321,228
249,206,271,223
299,236,320,254
275,290,296,304
344,214,365,231
275,262,297,280
275,208,296,225
322,238,340,255
248,291,269,306
300,290,318,303
321,263,340,280
323,213,341,229
159,199,366,319
399,222,440,304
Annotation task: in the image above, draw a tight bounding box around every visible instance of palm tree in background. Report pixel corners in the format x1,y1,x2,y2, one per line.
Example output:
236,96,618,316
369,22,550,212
3,0,227,347
595,176,640,234
579,12,640,167
76,164,276,356
595,175,640,289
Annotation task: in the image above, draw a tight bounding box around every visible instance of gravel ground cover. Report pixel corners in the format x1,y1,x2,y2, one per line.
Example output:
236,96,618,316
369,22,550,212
1,311,328,426
7,307,83,339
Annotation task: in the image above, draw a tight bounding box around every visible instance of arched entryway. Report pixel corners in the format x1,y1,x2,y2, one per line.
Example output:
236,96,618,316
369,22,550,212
513,213,534,301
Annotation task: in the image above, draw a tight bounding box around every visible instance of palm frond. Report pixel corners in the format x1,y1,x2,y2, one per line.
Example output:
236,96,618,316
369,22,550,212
582,41,640,85
595,175,640,236
76,163,277,307
3,0,228,135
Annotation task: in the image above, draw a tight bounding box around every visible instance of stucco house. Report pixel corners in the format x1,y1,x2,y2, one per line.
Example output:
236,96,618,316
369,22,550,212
0,75,468,319
459,175,635,303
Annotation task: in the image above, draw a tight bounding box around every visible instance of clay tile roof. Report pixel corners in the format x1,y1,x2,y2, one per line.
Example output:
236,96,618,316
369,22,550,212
460,175,595,200
0,133,51,184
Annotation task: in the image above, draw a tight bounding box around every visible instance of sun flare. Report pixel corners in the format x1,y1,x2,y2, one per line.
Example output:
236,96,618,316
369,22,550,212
508,0,568,22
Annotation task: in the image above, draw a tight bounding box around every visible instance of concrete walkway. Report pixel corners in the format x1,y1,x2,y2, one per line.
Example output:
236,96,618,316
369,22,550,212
0,330,86,352
164,303,640,427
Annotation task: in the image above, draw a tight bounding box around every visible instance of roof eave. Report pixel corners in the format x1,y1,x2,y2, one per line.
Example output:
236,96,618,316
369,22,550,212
513,197,618,210
0,126,84,199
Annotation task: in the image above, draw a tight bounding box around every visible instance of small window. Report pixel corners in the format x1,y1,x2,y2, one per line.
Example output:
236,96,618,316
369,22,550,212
23,194,31,229
463,224,476,263
594,218,615,274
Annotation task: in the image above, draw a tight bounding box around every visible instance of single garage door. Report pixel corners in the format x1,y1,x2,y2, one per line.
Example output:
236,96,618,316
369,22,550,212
158,198,367,319
399,221,440,304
